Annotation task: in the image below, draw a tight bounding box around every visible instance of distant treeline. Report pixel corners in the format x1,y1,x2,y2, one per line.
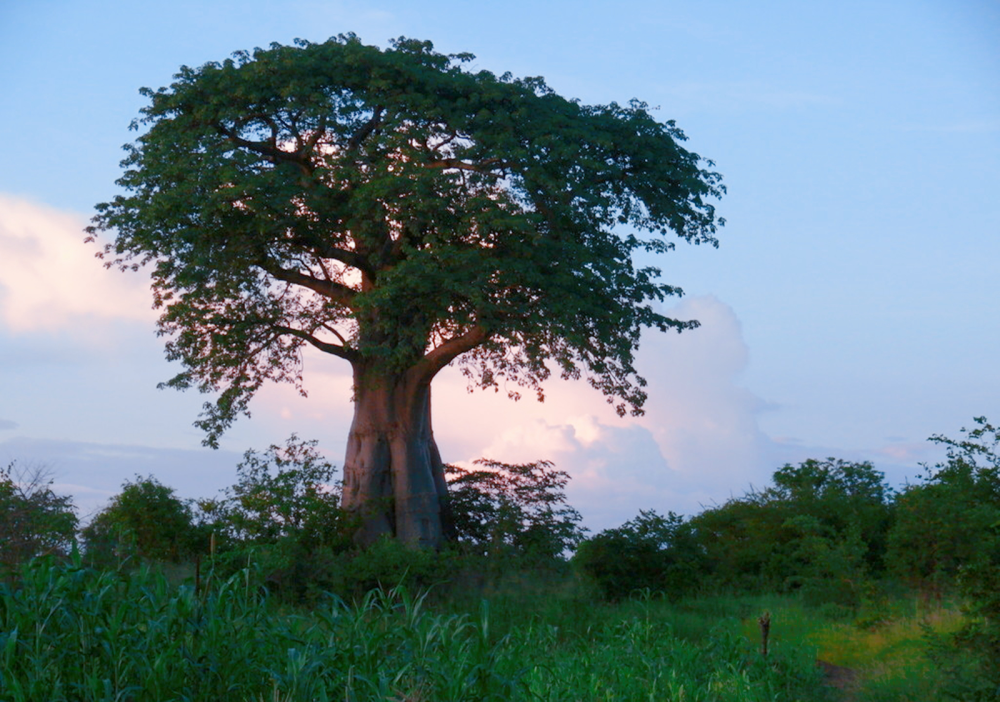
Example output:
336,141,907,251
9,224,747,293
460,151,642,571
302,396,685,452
3,418,1000,694
2,421,999,604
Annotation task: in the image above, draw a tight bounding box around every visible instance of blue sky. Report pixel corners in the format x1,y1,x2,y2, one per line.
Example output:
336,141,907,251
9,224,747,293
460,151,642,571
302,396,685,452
1,0,998,530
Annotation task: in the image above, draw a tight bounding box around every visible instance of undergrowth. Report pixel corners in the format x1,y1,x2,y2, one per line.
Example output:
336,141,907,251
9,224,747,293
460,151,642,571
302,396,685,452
0,557,831,701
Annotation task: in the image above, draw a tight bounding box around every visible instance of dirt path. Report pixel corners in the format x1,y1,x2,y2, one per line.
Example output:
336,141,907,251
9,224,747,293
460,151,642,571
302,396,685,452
817,660,861,701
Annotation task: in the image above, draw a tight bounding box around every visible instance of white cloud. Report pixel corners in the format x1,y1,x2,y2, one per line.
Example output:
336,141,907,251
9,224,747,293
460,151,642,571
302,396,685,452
0,194,155,335
633,296,773,487
432,295,777,529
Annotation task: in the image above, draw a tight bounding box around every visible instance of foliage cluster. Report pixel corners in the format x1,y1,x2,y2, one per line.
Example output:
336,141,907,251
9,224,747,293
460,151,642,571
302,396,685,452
688,458,893,607
206,435,349,549
446,458,586,563
87,33,725,445
81,475,204,567
910,418,1000,700
573,509,706,601
0,462,77,576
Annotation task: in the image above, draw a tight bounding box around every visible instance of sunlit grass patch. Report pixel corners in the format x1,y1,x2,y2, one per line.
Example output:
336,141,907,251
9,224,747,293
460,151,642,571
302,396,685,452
810,603,963,667
712,590,964,701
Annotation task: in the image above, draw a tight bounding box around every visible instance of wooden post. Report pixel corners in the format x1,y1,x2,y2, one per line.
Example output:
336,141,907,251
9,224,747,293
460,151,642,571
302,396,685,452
759,611,771,657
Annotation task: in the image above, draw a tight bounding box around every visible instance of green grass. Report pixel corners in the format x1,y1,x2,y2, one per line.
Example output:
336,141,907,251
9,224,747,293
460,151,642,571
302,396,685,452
0,557,525,701
2,555,962,701
708,591,964,701
809,602,963,701
0,557,835,701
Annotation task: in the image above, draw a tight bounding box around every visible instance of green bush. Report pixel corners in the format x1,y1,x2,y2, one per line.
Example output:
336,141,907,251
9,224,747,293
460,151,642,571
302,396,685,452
336,536,458,600
195,435,355,601
0,461,77,575
81,475,202,567
915,417,1000,699
205,537,460,605
781,515,867,610
574,510,707,601
445,458,585,565
888,419,1000,598
692,458,893,593
210,435,352,551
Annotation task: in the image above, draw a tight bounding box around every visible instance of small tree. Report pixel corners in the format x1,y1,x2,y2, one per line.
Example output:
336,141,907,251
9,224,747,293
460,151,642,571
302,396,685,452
888,420,1000,597
215,434,350,551
574,509,706,601
769,458,893,573
904,418,1000,698
82,475,200,565
692,458,893,590
0,461,78,573
445,459,585,562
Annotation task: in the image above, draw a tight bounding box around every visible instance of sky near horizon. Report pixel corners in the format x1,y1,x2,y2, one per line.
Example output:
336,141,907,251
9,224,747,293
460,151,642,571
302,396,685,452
1,0,998,531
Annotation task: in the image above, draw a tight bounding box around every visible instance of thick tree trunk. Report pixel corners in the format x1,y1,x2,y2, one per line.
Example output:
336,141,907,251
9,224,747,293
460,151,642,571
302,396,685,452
341,366,449,548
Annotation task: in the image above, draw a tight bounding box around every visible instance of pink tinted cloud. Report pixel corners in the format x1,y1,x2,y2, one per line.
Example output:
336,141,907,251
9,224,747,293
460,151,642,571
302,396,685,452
634,296,772,485
0,195,155,335
428,295,775,526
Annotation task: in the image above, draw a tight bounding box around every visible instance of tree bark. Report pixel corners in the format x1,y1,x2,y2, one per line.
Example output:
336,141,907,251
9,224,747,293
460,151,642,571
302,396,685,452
340,365,449,548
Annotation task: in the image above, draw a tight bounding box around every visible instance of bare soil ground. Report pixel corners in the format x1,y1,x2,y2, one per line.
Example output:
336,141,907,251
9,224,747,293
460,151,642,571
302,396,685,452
817,659,861,701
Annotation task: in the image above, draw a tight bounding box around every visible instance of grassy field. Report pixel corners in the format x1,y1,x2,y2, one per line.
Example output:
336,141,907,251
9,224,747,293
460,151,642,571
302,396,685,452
0,557,960,701
726,592,963,701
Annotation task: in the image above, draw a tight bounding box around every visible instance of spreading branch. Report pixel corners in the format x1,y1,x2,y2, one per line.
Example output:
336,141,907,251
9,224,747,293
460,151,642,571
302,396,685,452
273,325,357,362
257,262,357,307
413,324,489,383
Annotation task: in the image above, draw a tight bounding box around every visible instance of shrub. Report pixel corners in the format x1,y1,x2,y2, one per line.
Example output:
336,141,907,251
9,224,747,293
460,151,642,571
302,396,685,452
0,461,77,574
574,510,707,601
188,436,355,602
81,475,201,566
337,536,459,600
888,419,1000,598
210,434,352,552
446,459,585,564
780,515,867,609
692,458,893,592
915,417,1000,699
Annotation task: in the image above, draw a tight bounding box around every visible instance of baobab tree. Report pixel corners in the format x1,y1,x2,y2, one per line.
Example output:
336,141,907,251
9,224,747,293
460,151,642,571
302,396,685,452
89,35,724,547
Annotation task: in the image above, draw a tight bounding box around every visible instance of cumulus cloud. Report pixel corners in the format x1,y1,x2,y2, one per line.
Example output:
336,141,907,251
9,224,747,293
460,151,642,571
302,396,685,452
0,194,155,335
432,295,777,528
477,416,685,532
633,296,773,487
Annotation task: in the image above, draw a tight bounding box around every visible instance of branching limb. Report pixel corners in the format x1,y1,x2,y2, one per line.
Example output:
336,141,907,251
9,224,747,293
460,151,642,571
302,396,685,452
412,324,489,384
273,325,358,362
258,262,358,307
